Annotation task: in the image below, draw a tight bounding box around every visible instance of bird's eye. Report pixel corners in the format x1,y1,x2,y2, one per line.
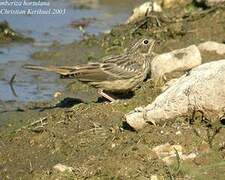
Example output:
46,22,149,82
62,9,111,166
143,40,149,45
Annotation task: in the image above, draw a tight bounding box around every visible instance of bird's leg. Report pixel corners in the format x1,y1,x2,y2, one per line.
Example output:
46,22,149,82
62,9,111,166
97,89,116,102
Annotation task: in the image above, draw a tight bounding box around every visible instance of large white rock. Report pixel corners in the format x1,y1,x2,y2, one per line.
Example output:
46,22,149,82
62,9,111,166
126,60,225,130
126,2,162,24
151,45,202,81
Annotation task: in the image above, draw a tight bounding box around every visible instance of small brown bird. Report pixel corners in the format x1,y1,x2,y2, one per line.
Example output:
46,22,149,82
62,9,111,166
24,38,155,101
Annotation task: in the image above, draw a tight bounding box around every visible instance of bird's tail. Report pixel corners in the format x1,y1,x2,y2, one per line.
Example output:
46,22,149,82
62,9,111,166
23,64,78,76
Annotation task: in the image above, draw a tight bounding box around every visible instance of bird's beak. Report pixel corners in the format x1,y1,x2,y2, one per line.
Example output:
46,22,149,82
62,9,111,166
148,39,155,54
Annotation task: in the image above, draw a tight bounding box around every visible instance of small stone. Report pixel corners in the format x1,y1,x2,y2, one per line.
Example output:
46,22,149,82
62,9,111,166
53,163,73,173
111,143,116,148
4,29,9,35
109,127,116,134
181,153,197,160
125,111,148,131
151,175,159,180
54,91,62,98
29,139,35,146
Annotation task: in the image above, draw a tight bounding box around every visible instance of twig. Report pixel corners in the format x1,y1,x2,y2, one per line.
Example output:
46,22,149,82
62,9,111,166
30,124,47,133
28,117,47,127
9,73,16,85
15,117,47,133
56,120,65,124
131,18,148,34
147,14,161,27
207,125,222,148
29,160,33,173
9,74,18,97
77,127,103,135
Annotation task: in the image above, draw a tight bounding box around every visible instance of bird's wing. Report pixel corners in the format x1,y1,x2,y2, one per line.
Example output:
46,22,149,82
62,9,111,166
102,54,143,77
23,54,143,83
75,55,142,82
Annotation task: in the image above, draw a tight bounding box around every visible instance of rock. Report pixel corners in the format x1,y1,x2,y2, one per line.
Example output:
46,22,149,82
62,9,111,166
53,163,73,173
198,41,225,55
151,45,202,82
126,60,225,130
151,175,164,180
152,143,183,156
54,91,62,98
126,2,162,24
181,153,198,160
152,143,197,165
151,175,158,180
195,0,225,7
126,112,148,130
175,130,182,135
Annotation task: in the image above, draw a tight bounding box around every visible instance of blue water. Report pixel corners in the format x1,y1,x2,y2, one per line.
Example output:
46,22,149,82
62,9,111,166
0,0,143,102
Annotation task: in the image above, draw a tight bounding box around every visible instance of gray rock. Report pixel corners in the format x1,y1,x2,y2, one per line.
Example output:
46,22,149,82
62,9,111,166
151,45,202,82
126,2,162,24
126,60,225,130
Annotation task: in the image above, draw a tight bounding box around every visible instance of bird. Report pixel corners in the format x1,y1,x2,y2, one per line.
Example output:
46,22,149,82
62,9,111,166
23,38,155,102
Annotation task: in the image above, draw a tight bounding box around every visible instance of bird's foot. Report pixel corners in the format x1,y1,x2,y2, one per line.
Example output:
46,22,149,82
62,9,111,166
97,89,116,102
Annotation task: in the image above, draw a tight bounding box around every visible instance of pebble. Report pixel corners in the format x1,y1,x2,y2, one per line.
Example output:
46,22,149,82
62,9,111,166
53,163,73,173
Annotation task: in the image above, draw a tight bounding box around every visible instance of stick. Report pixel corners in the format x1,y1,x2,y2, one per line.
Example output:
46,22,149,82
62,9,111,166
9,74,18,97
9,73,16,85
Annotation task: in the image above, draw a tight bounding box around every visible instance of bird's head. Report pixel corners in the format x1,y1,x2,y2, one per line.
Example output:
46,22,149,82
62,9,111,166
128,38,155,56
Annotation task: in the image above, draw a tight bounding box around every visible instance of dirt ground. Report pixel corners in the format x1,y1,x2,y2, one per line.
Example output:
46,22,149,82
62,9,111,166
1,3,225,180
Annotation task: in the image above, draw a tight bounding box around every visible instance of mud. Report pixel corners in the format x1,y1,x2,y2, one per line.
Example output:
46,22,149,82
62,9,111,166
1,3,225,179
